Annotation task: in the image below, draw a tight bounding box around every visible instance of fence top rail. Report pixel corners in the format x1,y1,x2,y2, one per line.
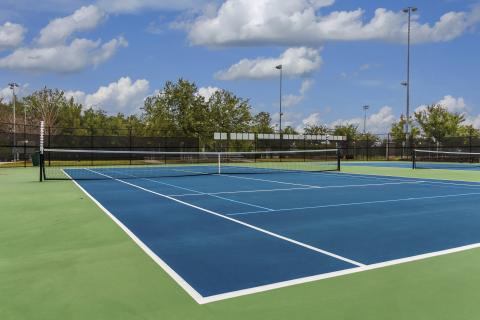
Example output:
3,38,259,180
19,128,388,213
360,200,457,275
43,148,339,156
414,149,480,156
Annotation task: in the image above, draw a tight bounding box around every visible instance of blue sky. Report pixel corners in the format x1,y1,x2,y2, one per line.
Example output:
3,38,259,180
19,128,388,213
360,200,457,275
1,0,479,133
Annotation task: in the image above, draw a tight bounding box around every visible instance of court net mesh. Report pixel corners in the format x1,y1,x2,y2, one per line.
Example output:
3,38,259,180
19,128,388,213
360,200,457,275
413,149,480,170
40,148,340,180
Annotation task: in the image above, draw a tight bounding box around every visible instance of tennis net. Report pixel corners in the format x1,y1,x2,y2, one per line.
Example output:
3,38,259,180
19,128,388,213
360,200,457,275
40,148,341,181
413,149,480,170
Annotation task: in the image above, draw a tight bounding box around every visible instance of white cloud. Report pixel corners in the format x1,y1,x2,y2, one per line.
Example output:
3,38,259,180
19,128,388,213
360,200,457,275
198,86,220,100
146,20,165,35
301,112,321,127
215,47,322,80
469,115,480,129
0,22,26,50
272,111,303,129
423,95,480,129
330,106,396,133
188,0,480,46
0,37,127,73
415,95,468,113
0,6,125,73
37,5,106,46
0,87,12,101
65,77,149,115
283,79,314,108
0,1,92,13
437,95,468,113
270,111,322,133
274,107,396,133
0,83,29,102
96,0,207,13
64,90,87,103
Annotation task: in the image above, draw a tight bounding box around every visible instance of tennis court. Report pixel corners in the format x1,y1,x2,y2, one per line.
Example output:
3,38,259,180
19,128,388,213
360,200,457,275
58,158,480,304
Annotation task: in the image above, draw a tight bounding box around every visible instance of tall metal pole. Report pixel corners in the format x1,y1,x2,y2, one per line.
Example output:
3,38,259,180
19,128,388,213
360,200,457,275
403,7,417,143
363,105,369,135
9,82,19,161
276,65,283,134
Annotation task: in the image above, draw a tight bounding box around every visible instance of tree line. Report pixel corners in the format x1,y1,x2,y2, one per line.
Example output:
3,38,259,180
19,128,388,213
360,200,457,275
1,78,479,143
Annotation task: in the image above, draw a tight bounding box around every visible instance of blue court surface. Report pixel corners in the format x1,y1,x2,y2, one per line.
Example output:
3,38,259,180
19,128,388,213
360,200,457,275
70,168,480,303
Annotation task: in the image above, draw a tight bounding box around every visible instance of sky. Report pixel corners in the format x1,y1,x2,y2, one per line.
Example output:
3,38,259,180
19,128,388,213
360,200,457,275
0,0,479,133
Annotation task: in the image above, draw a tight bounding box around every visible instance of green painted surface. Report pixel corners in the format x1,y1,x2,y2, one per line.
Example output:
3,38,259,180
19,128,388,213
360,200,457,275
342,165,480,182
1,167,480,319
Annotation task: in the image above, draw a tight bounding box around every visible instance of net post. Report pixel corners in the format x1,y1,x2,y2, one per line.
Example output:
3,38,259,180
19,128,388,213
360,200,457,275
39,121,44,182
412,149,416,169
336,147,341,171
217,153,221,174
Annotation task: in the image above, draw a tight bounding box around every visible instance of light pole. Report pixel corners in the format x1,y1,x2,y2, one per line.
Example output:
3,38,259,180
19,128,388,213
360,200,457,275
275,64,283,134
403,6,417,143
362,105,369,135
9,82,19,161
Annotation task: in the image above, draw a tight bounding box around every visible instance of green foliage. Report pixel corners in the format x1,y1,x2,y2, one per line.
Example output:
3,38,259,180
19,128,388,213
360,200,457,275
333,124,358,140
0,99,11,124
282,126,298,135
207,89,253,133
142,79,254,137
303,124,329,135
357,132,380,145
390,115,420,141
414,104,465,142
252,112,274,133
457,125,480,138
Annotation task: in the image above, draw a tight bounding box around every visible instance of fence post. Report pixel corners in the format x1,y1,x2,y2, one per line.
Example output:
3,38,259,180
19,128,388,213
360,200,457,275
469,131,473,163
90,127,94,166
48,126,51,166
366,136,369,161
23,124,27,168
129,127,133,165
386,134,389,161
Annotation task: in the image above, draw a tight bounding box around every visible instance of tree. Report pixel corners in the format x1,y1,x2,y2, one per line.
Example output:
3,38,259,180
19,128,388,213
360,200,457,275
23,87,67,129
303,124,329,135
282,126,298,134
142,79,207,136
207,89,252,133
457,125,480,138
0,99,11,124
57,97,83,131
390,115,420,141
333,124,358,140
143,93,176,135
142,79,254,136
252,112,274,133
414,104,465,142
357,132,381,147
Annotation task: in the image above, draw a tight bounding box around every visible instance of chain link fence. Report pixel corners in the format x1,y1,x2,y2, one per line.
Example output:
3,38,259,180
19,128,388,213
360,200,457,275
1,122,479,167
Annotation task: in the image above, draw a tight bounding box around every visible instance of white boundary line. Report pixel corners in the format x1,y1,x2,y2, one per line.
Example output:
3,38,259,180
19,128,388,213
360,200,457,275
201,243,480,303
62,168,480,305
327,170,480,186
62,169,205,304
227,191,480,216
140,176,274,212
84,168,363,266
108,169,274,212
169,181,429,197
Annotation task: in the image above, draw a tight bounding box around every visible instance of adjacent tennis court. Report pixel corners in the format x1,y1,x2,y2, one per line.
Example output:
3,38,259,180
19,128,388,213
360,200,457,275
341,150,480,171
51,153,480,304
